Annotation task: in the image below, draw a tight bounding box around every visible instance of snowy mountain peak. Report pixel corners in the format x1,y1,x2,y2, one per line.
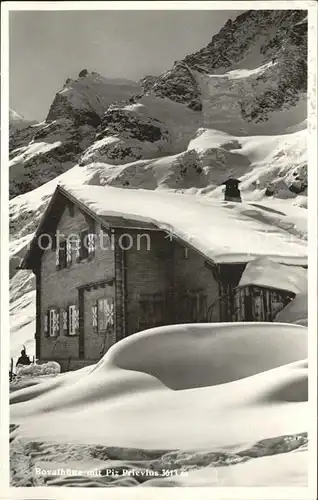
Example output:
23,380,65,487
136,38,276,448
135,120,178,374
9,108,37,129
46,71,141,126
143,9,307,123
9,109,25,122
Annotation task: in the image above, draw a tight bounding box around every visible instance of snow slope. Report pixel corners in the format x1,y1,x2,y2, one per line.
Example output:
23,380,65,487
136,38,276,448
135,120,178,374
9,73,141,198
187,127,307,197
198,67,306,136
144,450,308,487
80,96,202,165
9,11,307,199
10,322,308,486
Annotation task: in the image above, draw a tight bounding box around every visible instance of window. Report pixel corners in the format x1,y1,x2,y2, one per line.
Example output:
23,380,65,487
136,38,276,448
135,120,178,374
97,298,114,332
60,308,68,333
70,234,81,262
56,240,67,269
78,228,96,261
79,229,89,261
48,309,59,337
68,305,79,335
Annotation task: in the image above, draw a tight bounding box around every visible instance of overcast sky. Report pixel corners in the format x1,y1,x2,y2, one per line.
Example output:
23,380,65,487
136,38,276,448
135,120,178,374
10,10,241,121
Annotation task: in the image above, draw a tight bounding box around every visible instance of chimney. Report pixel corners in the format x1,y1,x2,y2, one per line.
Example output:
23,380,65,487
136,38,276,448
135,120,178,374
222,178,242,203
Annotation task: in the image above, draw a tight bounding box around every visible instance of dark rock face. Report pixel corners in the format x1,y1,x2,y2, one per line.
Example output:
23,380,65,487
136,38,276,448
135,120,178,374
78,69,89,78
140,75,159,93
10,142,80,198
46,93,101,128
97,107,165,143
184,10,306,71
141,62,202,112
9,125,38,152
9,118,95,198
141,10,307,119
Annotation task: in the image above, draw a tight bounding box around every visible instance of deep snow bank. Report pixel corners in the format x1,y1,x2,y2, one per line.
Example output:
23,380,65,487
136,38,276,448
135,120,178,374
144,446,308,487
11,322,307,452
104,322,307,390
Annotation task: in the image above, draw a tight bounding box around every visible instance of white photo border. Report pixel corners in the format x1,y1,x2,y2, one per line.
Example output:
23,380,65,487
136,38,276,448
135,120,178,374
1,2,317,499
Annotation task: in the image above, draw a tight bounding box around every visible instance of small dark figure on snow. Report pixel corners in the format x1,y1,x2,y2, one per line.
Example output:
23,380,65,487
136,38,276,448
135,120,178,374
222,178,242,203
16,348,31,367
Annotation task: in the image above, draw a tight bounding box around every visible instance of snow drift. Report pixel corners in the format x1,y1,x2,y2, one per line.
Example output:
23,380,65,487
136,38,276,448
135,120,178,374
11,322,307,448
16,361,61,378
10,322,308,486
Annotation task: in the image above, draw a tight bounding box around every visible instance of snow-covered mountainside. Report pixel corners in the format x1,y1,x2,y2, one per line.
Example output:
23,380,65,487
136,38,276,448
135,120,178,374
9,109,38,152
9,9,308,361
9,10,307,198
9,73,141,198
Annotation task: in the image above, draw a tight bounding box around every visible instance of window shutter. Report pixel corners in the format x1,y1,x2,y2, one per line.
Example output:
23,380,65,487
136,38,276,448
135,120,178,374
49,310,53,336
66,239,72,266
53,310,59,336
92,304,98,332
88,233,96,259
68,305,74,335
52,235,57,252
105,298,114,327
98,299,105,332
75,307,80,333
49,309,56,336
73,236,80,263
68,305,79,335
55,247,60,269
44,314,49,335
80,229,89,260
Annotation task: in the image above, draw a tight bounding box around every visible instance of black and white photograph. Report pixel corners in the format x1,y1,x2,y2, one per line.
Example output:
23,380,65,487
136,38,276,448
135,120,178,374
1,1,317,496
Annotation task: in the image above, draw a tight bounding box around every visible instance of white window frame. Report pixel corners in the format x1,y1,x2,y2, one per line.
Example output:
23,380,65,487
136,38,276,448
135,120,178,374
48,309,58,337
68,305,78,336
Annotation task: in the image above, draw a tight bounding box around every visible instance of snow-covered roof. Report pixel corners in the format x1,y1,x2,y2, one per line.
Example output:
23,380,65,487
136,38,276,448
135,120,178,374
238,257,307,295
61,185,307,265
